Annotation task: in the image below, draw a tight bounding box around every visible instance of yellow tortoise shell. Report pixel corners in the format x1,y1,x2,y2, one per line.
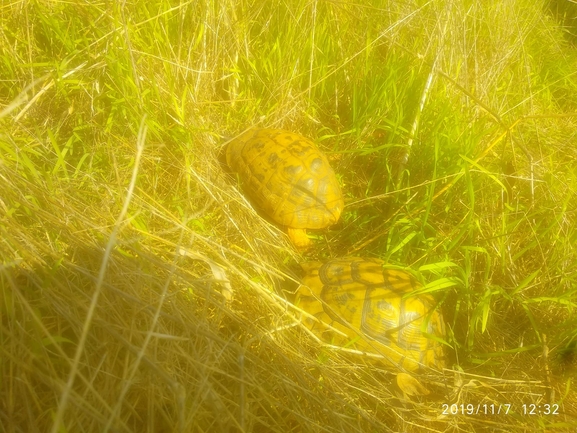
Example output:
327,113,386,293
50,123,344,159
226,129,343,245
296,257,446,372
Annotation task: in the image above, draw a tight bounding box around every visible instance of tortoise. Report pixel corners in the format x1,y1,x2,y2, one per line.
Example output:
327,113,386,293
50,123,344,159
295,257,446,372
226,128,343,248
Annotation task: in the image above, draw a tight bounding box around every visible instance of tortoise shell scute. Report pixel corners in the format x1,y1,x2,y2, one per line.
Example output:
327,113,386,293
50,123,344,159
226,128,343,230
296,257,446,371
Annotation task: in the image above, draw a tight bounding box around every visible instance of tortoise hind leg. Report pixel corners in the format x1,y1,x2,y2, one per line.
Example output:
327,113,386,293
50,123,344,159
287,227,311,249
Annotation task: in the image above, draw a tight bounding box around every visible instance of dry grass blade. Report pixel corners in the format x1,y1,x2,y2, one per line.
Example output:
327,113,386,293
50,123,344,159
51,116,147,433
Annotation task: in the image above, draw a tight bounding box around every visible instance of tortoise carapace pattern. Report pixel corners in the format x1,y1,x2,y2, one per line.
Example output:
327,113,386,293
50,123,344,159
226,129,344,248
296,257,446,371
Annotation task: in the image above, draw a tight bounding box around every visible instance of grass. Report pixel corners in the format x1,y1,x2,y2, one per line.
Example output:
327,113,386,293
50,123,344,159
1,0,577,431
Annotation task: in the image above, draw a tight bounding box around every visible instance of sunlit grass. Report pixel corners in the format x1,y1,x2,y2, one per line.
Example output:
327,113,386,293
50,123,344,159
1,0,577,431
